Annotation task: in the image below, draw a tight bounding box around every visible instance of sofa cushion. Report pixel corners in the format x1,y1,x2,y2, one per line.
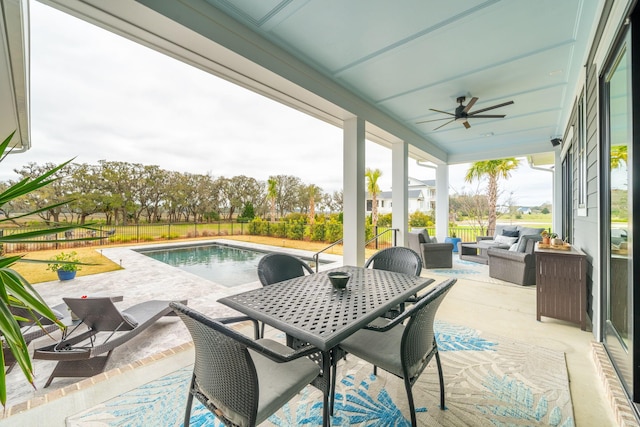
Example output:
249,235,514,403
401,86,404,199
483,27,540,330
502,229,520,238
494,234,518,246
517,227,545,238
493,224,517,239
418,229,429,243
516,234,542,253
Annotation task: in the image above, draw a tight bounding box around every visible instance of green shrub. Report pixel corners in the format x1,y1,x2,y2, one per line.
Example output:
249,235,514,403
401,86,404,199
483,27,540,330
365,223,374,242
272,222,287,238
377,213,392,227
287,219,305,240
310,223,326,241
409,211,434,227
325,218,343,242
248,218,262,235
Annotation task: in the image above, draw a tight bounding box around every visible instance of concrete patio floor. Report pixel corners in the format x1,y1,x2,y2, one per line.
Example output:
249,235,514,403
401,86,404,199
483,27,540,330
1,240,619,426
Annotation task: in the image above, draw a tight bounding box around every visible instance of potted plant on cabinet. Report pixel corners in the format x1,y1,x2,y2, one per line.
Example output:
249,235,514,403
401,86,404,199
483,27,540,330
47,251,82,281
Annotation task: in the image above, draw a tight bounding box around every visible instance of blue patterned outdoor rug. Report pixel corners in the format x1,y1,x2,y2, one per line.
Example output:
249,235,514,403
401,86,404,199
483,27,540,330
429,258,507,285
67,321,574,426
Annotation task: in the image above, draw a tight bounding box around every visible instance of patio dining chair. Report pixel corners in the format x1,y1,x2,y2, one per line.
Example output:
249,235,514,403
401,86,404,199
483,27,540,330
335,278,456,427
170,302,322,427
257,252,314,286
257,253,314,337
364,246,423,276
365,246,423,318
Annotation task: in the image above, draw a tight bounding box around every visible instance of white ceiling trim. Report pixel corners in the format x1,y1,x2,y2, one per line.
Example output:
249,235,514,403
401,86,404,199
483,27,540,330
0,0,30,152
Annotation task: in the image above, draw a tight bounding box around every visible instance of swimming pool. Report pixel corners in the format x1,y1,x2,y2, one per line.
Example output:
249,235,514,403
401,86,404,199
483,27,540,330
139,243,268,287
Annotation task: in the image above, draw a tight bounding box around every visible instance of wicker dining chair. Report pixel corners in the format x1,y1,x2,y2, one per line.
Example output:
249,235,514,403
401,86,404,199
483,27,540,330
170,302,321,427
364,246,423,276
257,253,314,286
365,246,423,317
335,278,456,427
256,253,314,337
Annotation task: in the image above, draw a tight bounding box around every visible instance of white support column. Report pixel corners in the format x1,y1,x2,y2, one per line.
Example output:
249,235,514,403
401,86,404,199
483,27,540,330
343,117,366,266
553,150,562,236
391,141,408,246
435,164,449,242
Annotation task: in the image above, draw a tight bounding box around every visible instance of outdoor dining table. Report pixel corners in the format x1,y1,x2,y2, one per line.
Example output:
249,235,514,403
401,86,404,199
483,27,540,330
217,265,435,427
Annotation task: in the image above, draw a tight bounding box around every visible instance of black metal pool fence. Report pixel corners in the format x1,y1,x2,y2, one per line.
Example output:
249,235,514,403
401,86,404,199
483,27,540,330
1,222,399,253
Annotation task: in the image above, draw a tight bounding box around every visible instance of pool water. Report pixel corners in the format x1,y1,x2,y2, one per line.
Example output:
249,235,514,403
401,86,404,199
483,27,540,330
140,244,266,287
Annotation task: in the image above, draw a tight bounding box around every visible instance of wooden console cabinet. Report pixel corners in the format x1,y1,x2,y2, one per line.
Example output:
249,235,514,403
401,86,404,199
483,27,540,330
535,244,587,330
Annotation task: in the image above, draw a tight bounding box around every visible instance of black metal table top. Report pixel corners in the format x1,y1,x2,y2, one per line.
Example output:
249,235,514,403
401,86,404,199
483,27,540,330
218,266,434,351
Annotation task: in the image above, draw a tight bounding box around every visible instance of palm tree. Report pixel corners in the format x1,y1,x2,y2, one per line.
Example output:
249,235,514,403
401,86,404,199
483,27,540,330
267,177,277,222
464,158,520,236
307,184,321,225
611,145,628,169
365,168,382,226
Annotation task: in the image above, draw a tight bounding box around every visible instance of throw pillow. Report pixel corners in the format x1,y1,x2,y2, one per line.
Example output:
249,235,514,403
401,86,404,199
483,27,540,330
516,235,542,252
494,234,518,245
519,227,545,238
509,243,519,251
502,229,520,238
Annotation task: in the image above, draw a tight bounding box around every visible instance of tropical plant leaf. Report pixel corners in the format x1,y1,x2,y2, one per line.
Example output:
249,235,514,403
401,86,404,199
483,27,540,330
0,131,79,406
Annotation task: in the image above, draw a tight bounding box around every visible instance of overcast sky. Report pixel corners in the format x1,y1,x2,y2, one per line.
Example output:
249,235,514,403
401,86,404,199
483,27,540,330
2,2,553,206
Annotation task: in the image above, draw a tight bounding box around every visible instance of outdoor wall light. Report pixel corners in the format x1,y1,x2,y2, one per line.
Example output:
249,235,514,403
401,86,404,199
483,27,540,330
550,138,562,147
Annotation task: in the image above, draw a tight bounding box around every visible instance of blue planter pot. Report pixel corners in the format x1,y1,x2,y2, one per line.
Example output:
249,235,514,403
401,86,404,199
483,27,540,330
445,237,462,252
57,270,77,281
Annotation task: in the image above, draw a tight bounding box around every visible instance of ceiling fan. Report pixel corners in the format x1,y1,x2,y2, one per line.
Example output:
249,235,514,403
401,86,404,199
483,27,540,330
417,96,514,130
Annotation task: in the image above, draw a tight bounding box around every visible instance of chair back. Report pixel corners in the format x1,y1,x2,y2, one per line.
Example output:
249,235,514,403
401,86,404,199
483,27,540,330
171,302,260,427
401,278,456,378
364,246,422,276
63,297,137,331
257,253,314,286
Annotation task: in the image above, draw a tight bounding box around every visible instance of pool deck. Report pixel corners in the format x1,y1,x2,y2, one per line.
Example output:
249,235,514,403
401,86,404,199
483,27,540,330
3,239,342,416
1,240,620,426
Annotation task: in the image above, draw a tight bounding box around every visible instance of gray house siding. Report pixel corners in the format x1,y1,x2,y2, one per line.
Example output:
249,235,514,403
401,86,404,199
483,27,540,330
564,1,615,330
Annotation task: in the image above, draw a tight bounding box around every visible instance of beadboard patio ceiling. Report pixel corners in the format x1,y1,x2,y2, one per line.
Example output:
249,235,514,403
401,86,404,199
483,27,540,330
19,0,605,165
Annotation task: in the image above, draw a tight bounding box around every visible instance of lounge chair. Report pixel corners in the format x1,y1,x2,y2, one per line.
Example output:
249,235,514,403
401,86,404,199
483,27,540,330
3,305,66,373
34,297,186,387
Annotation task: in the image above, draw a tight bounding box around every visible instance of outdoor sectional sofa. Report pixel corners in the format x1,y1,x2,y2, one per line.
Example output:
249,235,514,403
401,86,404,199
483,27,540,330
486,234,542,286
458,224,545,285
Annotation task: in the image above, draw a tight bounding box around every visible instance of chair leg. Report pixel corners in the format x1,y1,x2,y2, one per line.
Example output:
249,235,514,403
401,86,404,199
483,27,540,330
184,376,196,427
373,365,377,375
330,355,338,415
404,377,417,427
435,350,445,409
260,322,265,339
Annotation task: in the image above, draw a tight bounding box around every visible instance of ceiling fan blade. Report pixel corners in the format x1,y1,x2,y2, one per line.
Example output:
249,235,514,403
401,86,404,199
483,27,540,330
462,120,471,129
470,100,514,115
433,119,455,131
416,117,457,124
429,108,455,116
467,114,506,118
462,97,478,114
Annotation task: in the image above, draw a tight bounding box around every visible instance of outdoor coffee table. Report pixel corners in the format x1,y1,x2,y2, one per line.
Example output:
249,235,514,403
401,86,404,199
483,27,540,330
459,242,509,264
218,265,434,427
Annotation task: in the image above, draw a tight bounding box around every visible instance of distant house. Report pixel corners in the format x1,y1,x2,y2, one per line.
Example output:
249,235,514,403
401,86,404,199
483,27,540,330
366,178,436,215
518,207,532,215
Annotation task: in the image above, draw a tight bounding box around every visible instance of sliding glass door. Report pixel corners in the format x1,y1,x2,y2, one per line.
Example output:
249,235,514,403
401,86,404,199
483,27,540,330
602,30,634,397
